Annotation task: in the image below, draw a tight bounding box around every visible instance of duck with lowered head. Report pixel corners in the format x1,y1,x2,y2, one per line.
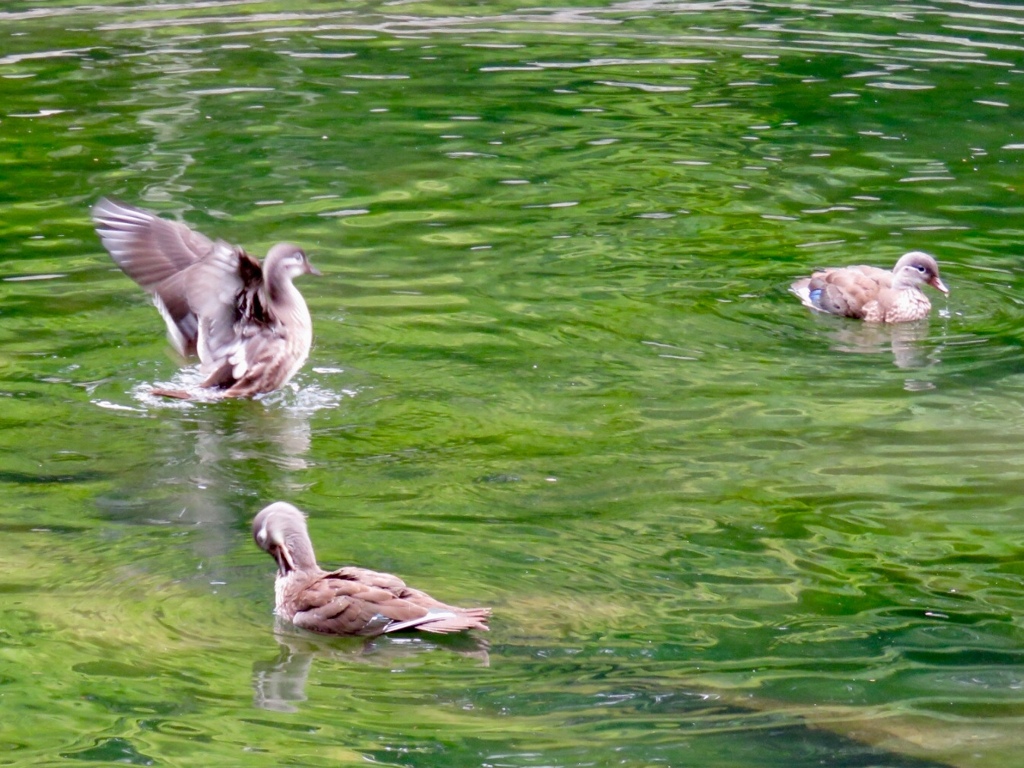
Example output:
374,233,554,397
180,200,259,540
92,197,320,398
790,251,949,323
252,502,491,637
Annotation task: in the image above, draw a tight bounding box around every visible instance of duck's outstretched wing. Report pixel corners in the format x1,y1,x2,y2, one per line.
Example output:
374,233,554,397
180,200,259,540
93,197,220,356
93,197,274,371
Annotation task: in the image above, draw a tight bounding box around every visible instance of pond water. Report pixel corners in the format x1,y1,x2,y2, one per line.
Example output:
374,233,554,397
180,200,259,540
1,1,1023,766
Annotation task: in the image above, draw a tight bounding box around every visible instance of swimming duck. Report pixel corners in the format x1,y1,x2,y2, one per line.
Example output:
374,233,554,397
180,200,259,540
92,197,319,398
252,502,491,636
790,251,948,323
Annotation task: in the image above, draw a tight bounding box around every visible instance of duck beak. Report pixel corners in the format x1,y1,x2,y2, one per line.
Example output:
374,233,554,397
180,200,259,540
271,544,296,577
306,262,322,277
930,276,949,295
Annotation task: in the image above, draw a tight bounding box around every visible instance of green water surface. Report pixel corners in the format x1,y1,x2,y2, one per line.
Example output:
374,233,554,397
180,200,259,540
1,1,1022,766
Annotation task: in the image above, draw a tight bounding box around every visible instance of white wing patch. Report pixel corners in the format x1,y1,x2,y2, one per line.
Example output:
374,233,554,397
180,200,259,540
152,294,189,356
229,345,249,380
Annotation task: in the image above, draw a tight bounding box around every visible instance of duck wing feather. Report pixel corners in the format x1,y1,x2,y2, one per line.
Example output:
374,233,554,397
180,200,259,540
289,567,490,636
93,197,223,355
804,264,893,318
183,245,282,392
94,204,282,391
93,197,279,368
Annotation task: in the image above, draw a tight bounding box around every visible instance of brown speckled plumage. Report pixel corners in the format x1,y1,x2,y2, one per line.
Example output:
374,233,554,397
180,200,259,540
252,502,491,637
790,251,948,323
92,198,319,397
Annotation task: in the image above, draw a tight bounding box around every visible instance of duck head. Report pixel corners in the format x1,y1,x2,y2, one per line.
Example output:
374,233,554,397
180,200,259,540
892,251,949,295
265,243,321,281
253,502,319,576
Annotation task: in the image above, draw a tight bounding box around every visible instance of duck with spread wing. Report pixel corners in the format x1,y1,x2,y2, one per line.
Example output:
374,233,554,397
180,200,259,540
93,198,319,397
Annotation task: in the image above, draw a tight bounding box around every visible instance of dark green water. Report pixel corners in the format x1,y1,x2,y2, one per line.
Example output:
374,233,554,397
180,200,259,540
1,1,1022,766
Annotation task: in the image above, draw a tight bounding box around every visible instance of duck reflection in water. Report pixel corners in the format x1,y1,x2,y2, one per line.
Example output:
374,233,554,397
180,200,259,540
807,315,943,374
93,401,319,580
253,628,489,713
192,398,316,473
